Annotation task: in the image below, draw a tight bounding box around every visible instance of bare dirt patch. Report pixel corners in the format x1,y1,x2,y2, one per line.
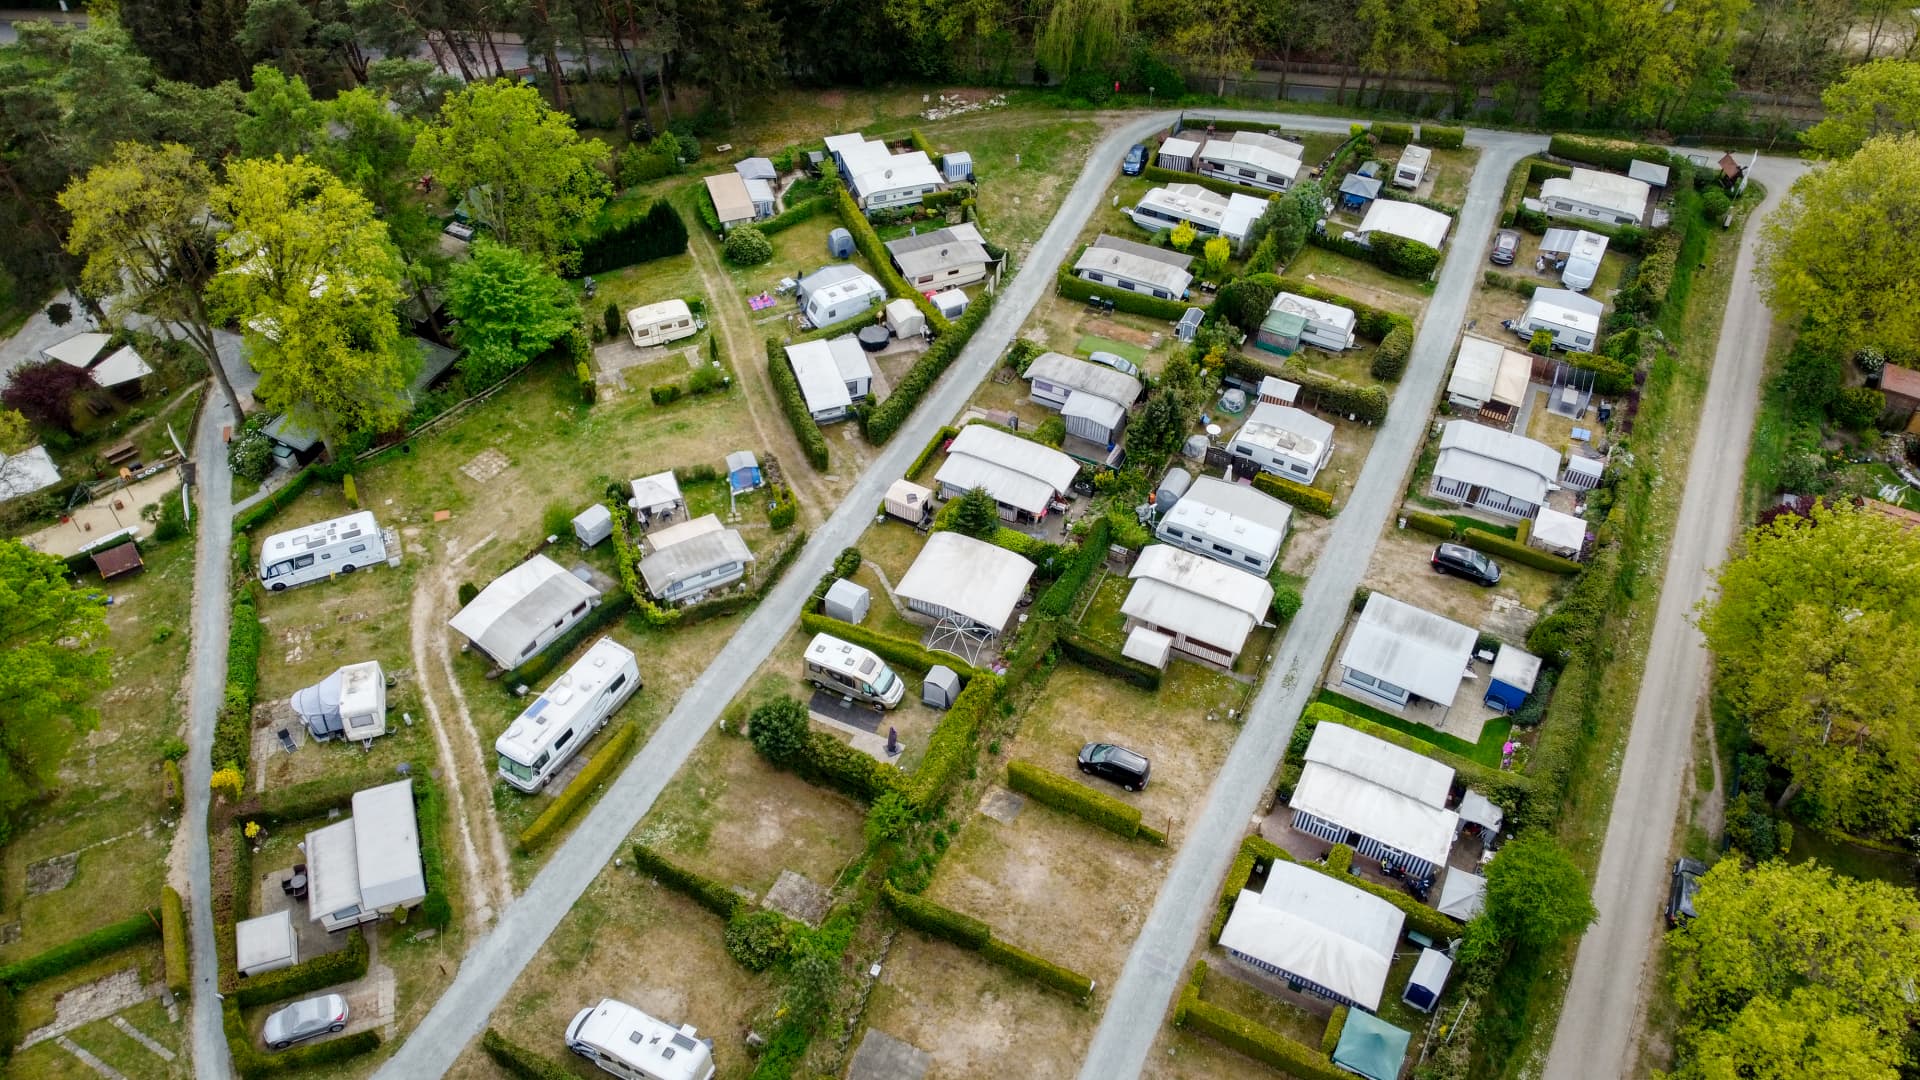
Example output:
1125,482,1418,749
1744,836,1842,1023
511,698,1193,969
1364,523,1560,630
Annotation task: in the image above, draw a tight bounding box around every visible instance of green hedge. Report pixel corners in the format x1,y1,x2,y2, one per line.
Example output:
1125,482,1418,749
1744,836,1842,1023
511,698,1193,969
1220,825,1465,942
980,938,1095,1000
1181,1000,1350,1080
231,465,317,535
223,998,380,1078
1295,367,1389,424
881,882,990,948
631,843,743,917
1036,518,1109,617
161,886,189,997
901,674,999,814
793,729,905,804
1462,527,1582,574
1548,133,1674,173
1369,232,1441,278
1142,163,1275,202
1251,472,1337,517
765,338,831,470
1271,278,1411,342
906,425,958,481
214,590,263,776
798,612,977,677
861,291,996,445
233,927,369,1008
233,770,358,826
0,984,13,1064
1325,843,1355,875
1403,510,1456,539
1422,125,1465,149
482,1028,577,1079
1056,630,1162,691
413,775,455,931
755,196,831,237
0,909,161,988
906,129,946,168
502,591,633,689
1321,1006,1350,1057
1371,325,1413,381
1174,960,1209,1024
1055,267,1191,321
836,187,950,333
1569,349,1635,395
1372,121,1414,145
1006,759,1147,840
517,722,639,853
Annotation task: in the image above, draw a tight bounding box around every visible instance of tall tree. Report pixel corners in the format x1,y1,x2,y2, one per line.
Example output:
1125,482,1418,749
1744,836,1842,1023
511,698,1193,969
1699,501,1920,835
1481,832,1597,951
1802,59,1920,158
208,156,419,443
1037,0,1133,77
671,0,780,122
410,80,611,259
310,87,448,323
236,65,326,161
1759,133,1920,365
1663,860,1920,1080
59,142,244,417
444,239,580,384
1,362,96,435
0,540,112,843
364,58,462,120
1172,0,1259,96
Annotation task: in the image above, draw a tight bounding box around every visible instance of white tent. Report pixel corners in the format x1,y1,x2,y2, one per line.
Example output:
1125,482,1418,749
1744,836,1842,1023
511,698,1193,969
884,298,925,338
894,531,1034,632
1218,861,1405,1010
1357,200,1452,249
1531,505,1587,558
1436,869,1487,920
43,332,110,368
89,345,153,388
235,910,298,976
629,471,685,518
0,445,61,500
572,503,613,547
1291,721,1460,872
1403,947,1454,1013
1458,790,1504,834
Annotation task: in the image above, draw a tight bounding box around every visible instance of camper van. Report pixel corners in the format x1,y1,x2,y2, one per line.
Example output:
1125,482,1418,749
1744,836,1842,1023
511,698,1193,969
626,299,701,348
495,638,641,792
258,511,389,591
804,633,905,709
567,999,716,1080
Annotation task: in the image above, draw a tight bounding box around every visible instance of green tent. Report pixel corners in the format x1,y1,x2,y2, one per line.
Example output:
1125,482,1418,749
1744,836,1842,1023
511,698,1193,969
1331,1009,1411,1080
1257,308,1307,355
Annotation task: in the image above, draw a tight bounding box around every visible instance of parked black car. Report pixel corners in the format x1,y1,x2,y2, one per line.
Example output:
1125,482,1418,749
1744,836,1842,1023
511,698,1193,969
1490,230,1520,266
1432,543,1502,586
1122,143,1149,176
1078,742,1150,791
1666,857,1708,927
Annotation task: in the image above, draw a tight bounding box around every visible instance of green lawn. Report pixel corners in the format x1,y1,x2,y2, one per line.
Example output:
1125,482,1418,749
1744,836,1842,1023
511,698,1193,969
1315,689,1514,769
1282,246,1432,316
1443,514,1517,540
575,247,709,347
1077,335,1149,364
916,118,1100,258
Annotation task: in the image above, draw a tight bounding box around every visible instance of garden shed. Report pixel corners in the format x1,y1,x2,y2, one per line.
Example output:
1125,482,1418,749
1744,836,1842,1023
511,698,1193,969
572,503,612,548
885,298,926,338
726,451,763,494
942,151,973,181
1402,948,1454,1013
1484,644,1543,713
823,579,870,624
91,541,144,580
1175,307,1204,342
1530,505,1586,559
884,479,934,525
922,665,962,709
236,910,298,977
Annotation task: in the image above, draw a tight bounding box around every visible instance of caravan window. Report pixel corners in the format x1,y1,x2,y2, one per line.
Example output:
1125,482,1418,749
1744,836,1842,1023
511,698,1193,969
294,554,314,570
1243,555,1260,566
531,751,550,770
605,673,628,698
554,729,574,752
349,544,367,554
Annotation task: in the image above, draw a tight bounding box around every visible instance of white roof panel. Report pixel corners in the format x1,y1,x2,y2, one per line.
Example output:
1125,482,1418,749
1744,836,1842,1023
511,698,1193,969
937,424,1080,511
0,445,61,500
305,818,361,921
1122,544,1272,653
1060,391,1125,430
90,345,153,387
825,335,873,385
1436,869,1486,920
1357,200,1452,249
1122,626,1173,668
629,470,684,514
1074,243,1192,296
1448,336,1505,403
1293,762,1460,869
1542,168,1650,220
1198,136,1302,180
1340,592,1478,705
638,514,753,595
1025,352,1142,407
894,531,1034,629
1532,505,1587,554
1457,789,1504,833
1218,862,1405,1010
1305,719,1456,805
447,554,601,665
785,339,854,414
1271,292,1357,332
351,780,425,911
1434,420,1561,506
1628,158,1671,186
1489,644,1543,694
1179,474,1294,538
43,332,110,368
235,910,296,972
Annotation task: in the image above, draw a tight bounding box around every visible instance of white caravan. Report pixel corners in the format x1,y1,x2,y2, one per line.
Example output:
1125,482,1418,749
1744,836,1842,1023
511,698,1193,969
495,638,641,792
804,632,906,709
258,511,388,591
567,999,715,1080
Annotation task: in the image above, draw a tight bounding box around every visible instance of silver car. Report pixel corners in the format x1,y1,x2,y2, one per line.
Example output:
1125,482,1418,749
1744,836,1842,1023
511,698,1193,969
1087,350,1141,377
263,994,348,1050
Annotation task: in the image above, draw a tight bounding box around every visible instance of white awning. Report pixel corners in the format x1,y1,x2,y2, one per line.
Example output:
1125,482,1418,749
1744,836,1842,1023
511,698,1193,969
1061,391,1125,432
350,780,425,911
1218,862,1405,1010
1436,869,1486,920
89,345,153,387
894,531,1034,630
44,332,110,368
1305,720,1455,805
1122,626,1173,669
1535,505,1587,556
305,818,361,922
629,471,684,514
1458,790,1504,833
1358,200,1451,249
448,554,600,666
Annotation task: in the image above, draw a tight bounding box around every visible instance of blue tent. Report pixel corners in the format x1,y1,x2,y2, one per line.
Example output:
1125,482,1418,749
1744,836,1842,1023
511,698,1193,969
726,450,763,495
1484,644,1543,712
1331,1009,1411,1080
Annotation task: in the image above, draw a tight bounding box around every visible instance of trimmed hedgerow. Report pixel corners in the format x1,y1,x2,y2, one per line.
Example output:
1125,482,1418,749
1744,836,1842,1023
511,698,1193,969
901,675,999,814
906,425,959,481
631,843,743,917
1372,122,1414,145
1569,349,1635,395
224,998,379,1077
1173,960,1208,1024
214,590,263,777
1055,266,1190,321
861,292,996,445
1404,510,1458,539
757,196,832,237
1421,125,1465,149
517,722,640,853
1036,518,1110,618
481,1027,577,1079
161,887,189,997
881,882,991,948
1547,133,1673,173
0,909,160,988
792,729,906,803
231,465,318,535
1371,325,1413,381
1180,1000,1351,1080
1056,630,1163,691
1251,472,1337,517
836,186,950,333
1321,1006,1350,1056
797,613,977,677
233,927,369,1008
1211,834,1285,942
413,775,455,931
1461,527,1583,575
765,337,831,471
1325,843,1355,875
1006,759,1147,840
980,938,1095,1000
501,591,634,689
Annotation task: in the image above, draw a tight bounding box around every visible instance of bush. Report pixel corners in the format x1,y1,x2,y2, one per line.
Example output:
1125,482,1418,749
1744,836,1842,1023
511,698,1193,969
1830,385,1886,430
1460,527,1582,574
980,938,1095,1000
1404,510,1457,538
1325,843,1354,875
232,927,370,1007
577,199,688,276
1035,518,1110,617
0,909,161,988
228,426,274,483
1483,269,1538,298
1422,124,1465,149
1373,122,1414,145
688,364,726,395
161,887,188,997
1251,472,1337,516
1529,329,1555,355
1700,186,1730,221
211,592,262,780
1006,759,1148,839
411,777,455,931
1034,415,1066,446
901,675,1000,814
722,225,773,266
767,485,798,530
1371,325,1413,381
1321,1006,1350,1056
1215,277,1281,335
649,383,681,405
798,613,975,677
631,844,741,917
482,1028,577,1080
161,757,184,812
1568,350,1634,395
757,195,831,236
1369,232,1441,278
725,908,795,971
765,338,831,470
881,882,991,947
1054,267,1189,320
1271,584,1302,622
748,696,810,766
1057,630,1163,691
1547,133,1671,173
517,722,639,853
861,290,996,445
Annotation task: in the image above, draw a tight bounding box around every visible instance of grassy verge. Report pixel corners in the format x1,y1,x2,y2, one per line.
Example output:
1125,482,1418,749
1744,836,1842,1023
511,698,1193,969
1313,689,1512,768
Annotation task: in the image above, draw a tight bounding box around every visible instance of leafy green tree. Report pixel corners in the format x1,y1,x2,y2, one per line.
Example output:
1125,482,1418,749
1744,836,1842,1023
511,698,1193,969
364,58,461,121
411,81,612,260
60,142,243,418
0,540,112,842
1037,0,1133,77
950,486,1002,538
1169,221,1197,252
311,86,447,323
1829,386,1885,430
235,65,324,161
445,239,582,386
1201,237,1231,280
1699,501,1920,835
1802,59,1920,159
1482,832,1596,951
1123,391,1185,465
863,791,914,846
1775,338,1842,415
1663,860,1920,1080
722,226,774,266
209,156,418,444
1267,180,1324,261
747,695,809,765
1215,277,1280,334
1760,134,1920,364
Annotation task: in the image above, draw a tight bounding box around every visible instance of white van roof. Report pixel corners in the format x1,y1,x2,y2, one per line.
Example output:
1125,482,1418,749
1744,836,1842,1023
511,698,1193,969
571,999,713,1080
260,511,381,562
806,633,889,682
495,638,636,763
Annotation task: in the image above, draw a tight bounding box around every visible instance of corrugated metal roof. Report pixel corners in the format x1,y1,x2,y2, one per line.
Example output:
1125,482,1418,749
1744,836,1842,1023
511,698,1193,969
894,531,1034,629
785,339,854,414
1448,335,1505,403
1060,391,1125,429
1434,420,1561,505
1305,719,1455,805
936,424,1080,513
1073,243,1192,296
638,516,753,595
1339,591,1477,704
886,225,990,279
703,173,754,222
1122,544,1272,653
1025,352,1142,406
448,554,601,665
1357,200,1451,249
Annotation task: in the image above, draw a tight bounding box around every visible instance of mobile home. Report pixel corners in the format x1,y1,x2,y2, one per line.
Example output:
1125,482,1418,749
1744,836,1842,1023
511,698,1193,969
1539,168,1649,226
1517,288,1603,351
305,780,427,931
804,632,906,709
1195,131,1303,193
567,998,716,1080
495,637,641,792
258,511,388,591
796,265,886,328
1393,145,1432,188
626,300,700,348
1227,402,1336,485
1129,184,1269,248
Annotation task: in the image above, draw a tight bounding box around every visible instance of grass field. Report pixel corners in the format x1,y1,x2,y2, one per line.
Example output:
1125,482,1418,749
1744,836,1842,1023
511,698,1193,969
1283,246,1432,315
1315,689,1514,769
1076,334,1148,364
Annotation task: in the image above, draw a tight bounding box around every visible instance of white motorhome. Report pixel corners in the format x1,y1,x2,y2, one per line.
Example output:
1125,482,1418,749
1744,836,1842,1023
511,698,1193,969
567,999,715,1080
495,638,641,792
804,633,906,709
258,511,388,591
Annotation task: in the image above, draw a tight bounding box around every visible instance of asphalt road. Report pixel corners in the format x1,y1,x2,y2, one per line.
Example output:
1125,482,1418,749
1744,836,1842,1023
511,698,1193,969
1541,154,1806,1080
184,388,238,1080
1075,122,1543,1080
